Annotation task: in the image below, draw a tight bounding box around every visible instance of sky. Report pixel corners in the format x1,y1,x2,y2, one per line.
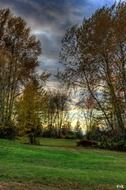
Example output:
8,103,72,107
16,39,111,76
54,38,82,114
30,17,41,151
0,0,121,89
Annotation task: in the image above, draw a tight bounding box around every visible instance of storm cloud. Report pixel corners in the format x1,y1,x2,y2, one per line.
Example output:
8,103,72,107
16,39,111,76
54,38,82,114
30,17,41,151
0,0,121,88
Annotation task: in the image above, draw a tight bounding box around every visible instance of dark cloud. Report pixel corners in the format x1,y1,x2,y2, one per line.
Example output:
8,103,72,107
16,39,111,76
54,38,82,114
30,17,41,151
0,0,121,87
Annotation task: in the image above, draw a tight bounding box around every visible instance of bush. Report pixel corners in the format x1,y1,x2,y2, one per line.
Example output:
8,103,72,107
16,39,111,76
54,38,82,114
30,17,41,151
65,131,77,139
85,127,126,151
77,140,97,147
98,136,126,151
112,140,126,151
86,126,104,141
0,121,17,139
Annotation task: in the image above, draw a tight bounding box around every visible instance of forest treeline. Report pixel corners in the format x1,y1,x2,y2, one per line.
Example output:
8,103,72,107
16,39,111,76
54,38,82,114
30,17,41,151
0,3,126,150
0,9,82,144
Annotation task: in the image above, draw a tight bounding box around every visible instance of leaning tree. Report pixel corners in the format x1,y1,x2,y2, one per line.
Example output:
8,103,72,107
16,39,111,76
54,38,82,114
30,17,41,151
59,2,126,134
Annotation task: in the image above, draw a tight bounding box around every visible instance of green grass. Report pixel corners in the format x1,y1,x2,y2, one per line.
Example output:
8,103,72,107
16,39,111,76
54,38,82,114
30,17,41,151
0,138,126,189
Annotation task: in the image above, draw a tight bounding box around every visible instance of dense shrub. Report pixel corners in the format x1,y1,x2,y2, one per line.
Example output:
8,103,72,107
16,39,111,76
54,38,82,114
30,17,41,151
86,127,107,141
77,140,97,147
83,126,126,151
65,131,77,139
0,121,17,139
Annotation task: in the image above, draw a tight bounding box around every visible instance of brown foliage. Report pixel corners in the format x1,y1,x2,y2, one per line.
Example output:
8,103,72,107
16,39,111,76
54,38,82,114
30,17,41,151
0,9,41,128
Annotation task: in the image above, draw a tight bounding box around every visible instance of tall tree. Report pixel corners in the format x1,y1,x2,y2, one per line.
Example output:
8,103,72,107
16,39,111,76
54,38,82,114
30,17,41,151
0,9,41,128
59,2,126,134
47,89,70,137
16,78,47,144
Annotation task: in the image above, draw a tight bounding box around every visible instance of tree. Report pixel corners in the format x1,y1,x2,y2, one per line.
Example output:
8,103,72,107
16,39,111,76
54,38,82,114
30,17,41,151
0,9,41,129
47,89,70,137
16,78,46,144
75,120,83,139
59,2,126,135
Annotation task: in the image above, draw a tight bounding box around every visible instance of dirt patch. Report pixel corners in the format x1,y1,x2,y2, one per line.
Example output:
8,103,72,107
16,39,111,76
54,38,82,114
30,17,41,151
0,183,59,190
0,182,119,190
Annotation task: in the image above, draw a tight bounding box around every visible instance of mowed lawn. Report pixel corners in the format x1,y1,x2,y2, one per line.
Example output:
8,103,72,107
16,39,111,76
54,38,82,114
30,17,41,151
0,138,126,190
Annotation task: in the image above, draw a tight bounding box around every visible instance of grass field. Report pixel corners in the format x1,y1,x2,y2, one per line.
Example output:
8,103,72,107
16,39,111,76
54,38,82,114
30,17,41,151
0,138,126,190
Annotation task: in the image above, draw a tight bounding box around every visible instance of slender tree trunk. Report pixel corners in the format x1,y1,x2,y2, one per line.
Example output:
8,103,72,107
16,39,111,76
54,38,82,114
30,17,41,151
104,54,125,133
83,70,113,130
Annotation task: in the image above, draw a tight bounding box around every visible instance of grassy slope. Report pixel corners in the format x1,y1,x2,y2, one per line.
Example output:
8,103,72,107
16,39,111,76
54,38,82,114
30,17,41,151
0,138,126,190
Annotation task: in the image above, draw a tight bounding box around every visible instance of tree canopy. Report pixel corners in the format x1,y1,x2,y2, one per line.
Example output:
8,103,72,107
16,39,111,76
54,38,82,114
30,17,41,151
59,2,126,134
0,9,41,128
